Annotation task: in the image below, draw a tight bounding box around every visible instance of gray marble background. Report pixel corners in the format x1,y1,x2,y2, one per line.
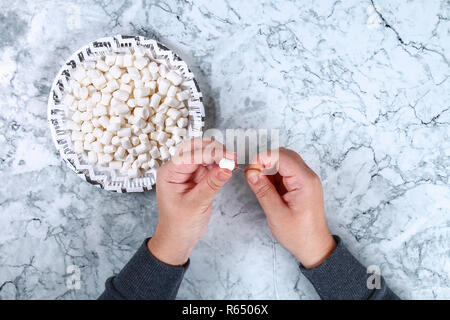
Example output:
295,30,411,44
0,0,449,299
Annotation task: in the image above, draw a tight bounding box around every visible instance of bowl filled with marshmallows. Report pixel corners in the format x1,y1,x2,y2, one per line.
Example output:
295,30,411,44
48,35,205,192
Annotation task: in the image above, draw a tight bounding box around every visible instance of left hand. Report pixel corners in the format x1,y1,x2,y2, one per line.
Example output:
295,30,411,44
148,138,235,265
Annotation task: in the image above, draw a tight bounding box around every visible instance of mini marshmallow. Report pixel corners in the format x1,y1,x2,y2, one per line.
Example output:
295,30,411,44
105,54,116,66
111,135,121,146
109,161,122,170
93,128,104,139
120,83,132,94
107,122,121,132
219,158,235,171
134,79,144,88
137,153,149,163
148,62,159,74
123,54,133,68
98,153,113,166
110,65,123,79
91,141,103,153
159,146,170,160
92,75,107,88
115,54,124,67
103,145,117,154
115,103,129,115
112,90,129,102
87,151,98,164
158,78,171,95
166,85,178,97
134,56,148,70
134,87,151,98
114,146,126,160
87,69,102,79
141,68,151,81
93,105,108,117
72,68,86,81
157,104,169,114
135,97,149,107
168,146,178,156
159,65,168,77
131,136,140,146
80,111,93,121
120,161,131,174
166,70,183,85
100,92,112,105
127,67,140,80
71,131,84,141
177,117,188,128
121,137,133,149
136,143,151,154
106,79,119,92
166,108,181,120
149,146,160,159
121,73,131,84
83,141,92,151
100,131,113,145
152,112,165,126
96,60,109,72
142,123,155,133
81,121,94,133
139,133,150,144
91,92,102,104
165,97,180,108
79,87,89,100
127,167,140,178
149,94,161,108
117,127,132,137
127,98,136,108
134,107,149,120
176,90,190,101
84,132,96,143
165,138,175,147
98,115,109,128
165,117,175,127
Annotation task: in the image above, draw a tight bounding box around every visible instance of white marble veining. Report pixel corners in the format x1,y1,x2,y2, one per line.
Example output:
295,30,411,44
0,0,449,299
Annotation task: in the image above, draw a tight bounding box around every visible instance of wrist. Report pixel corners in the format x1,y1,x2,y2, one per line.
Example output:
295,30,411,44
147,233,193,266
294,234,336,269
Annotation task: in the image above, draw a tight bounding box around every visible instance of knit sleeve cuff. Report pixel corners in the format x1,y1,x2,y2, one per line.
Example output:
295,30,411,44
110,238,189,300
299,236,380,300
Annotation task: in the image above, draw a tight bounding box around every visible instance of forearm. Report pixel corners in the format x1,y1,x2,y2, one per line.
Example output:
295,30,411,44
299,236,399,300
98,238,188,300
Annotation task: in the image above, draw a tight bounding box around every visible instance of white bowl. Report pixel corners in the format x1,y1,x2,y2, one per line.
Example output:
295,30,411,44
48,35,205,192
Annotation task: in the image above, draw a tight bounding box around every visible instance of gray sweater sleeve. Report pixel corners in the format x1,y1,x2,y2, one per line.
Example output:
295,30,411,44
98,239,188,300
299,236,399,300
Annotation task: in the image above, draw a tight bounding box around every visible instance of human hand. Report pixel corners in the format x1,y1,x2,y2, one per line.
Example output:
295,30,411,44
148,138,235,266
245,148,336,268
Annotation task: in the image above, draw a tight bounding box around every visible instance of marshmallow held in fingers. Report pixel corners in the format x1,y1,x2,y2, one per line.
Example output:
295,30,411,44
219,158,236,171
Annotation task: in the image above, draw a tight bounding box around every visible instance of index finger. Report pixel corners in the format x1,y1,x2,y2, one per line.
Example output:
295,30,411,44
160,138,235,182
248,147,315,191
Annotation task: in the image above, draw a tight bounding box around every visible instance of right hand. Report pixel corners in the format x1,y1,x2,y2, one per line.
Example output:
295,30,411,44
245,148,336,268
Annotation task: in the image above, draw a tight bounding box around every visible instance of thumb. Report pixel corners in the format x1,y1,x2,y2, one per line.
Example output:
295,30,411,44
245,169,288,215
191,167,232,205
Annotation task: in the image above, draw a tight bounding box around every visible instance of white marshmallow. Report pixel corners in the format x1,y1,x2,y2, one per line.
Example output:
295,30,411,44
166,70,183,85
149,94,161,108
219,158,235,171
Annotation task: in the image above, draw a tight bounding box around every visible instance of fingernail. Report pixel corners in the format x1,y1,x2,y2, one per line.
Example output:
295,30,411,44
246,170,259,184
217,169,232,181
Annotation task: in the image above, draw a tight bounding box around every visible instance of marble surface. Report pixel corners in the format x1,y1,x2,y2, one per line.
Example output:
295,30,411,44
0,0,449,300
